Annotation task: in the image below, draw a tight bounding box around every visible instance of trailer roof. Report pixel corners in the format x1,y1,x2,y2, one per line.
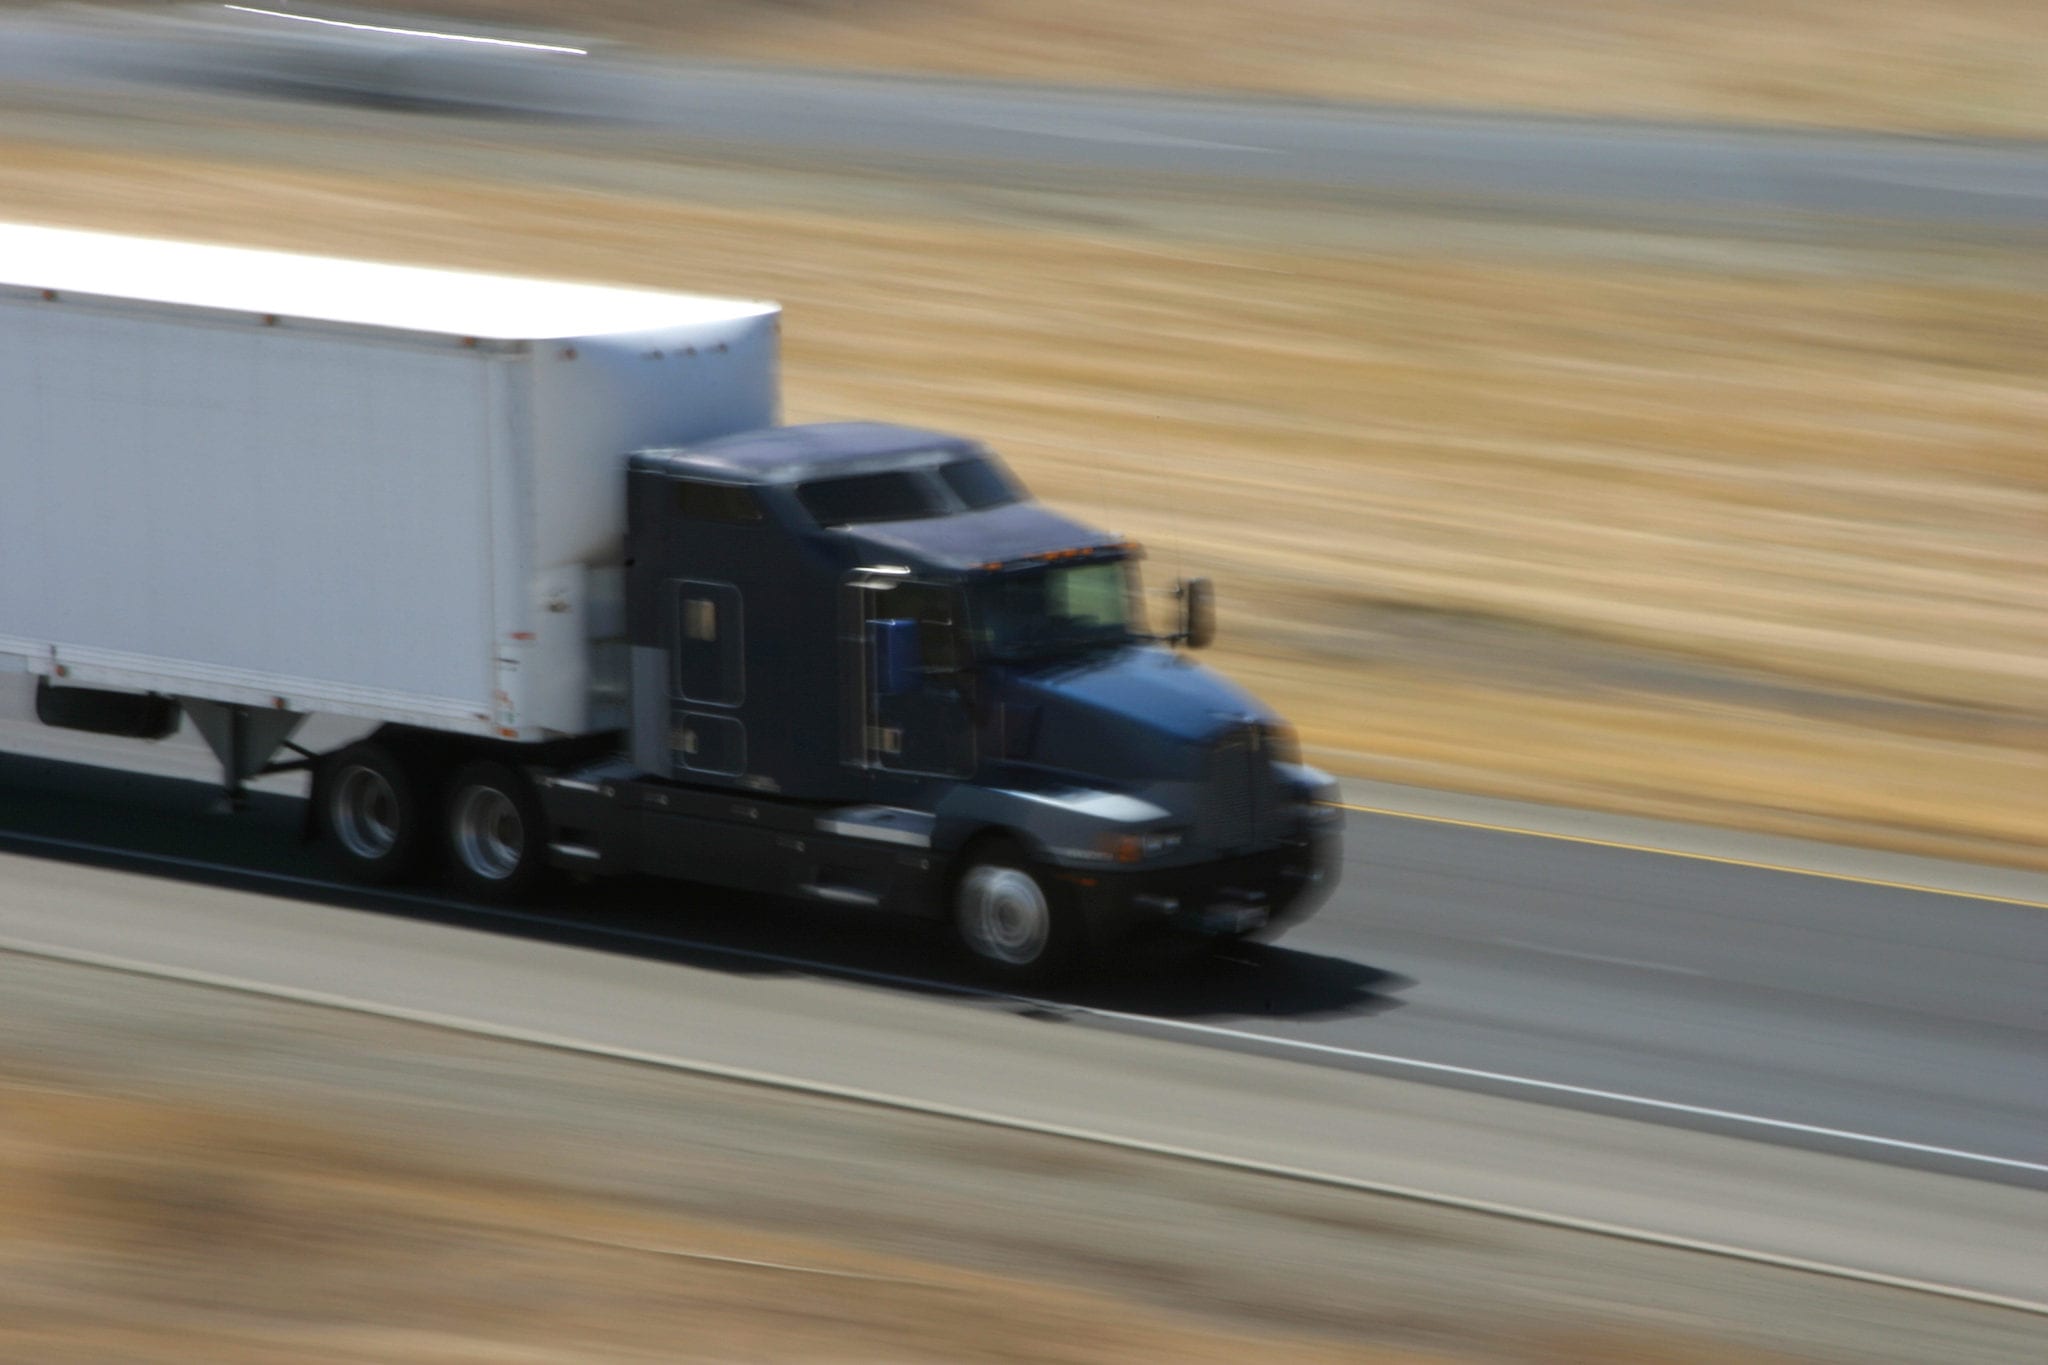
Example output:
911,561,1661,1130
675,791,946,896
0,223,777,340
638,422,983,483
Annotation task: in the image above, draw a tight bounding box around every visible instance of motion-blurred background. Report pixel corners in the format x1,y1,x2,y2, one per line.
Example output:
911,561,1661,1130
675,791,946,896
5,0,2041,864
2,5,2045,1362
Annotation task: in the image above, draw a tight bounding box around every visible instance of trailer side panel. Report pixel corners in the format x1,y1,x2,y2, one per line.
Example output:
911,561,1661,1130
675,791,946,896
0,291,502,728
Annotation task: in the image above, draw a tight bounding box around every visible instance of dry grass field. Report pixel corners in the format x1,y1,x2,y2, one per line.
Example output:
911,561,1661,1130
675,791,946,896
170,0,2048,136
8,1,2048,133
0,1076,1431,1363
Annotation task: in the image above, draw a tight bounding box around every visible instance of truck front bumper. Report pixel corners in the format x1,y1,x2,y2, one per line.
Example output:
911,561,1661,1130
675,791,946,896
1059,828,1338,948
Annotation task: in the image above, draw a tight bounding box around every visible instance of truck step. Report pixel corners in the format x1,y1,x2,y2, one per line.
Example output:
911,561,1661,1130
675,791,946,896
798,883,883,907
542,777,606,794
816,805,935,849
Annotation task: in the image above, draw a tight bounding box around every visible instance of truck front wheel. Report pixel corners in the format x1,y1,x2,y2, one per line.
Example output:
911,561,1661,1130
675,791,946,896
443,761,548,902
952,841,1082,984
318,741,427,884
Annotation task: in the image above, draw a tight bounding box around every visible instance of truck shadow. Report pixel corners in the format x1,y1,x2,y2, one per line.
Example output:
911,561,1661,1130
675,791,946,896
0,756,1404,1026
1067,944,1411,1022
565,874,1407,1023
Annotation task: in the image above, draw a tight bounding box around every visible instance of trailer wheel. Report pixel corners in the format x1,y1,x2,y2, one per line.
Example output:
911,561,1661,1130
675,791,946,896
952,840,1082,983
443,761,548,902
318,742,427,883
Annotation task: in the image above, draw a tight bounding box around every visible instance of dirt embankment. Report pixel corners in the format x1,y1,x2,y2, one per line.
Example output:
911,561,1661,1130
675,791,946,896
4,1082,1401,1363
7,951,2020,1364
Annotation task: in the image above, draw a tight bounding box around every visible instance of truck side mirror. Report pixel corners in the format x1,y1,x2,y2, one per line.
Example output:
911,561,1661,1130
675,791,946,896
1175,577,1215,650
871,618,922,696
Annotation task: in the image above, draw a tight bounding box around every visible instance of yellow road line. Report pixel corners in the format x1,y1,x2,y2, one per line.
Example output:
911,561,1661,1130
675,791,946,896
1334,803,2048,909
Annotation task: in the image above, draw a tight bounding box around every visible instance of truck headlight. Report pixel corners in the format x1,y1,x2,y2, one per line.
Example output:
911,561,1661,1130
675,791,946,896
1259,723,1301,766
1100,829,1184,863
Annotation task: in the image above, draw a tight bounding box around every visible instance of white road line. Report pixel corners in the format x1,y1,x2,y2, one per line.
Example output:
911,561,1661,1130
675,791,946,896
1828,164,2048,201
1039,1002,2048,1177
1489,936,1708,977
0,828,1012,994
3,826,2042,1178
222,6,588,54
0,931,2041,1318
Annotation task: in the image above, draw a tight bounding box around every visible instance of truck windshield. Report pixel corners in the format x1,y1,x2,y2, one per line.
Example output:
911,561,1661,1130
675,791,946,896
970,559,1142,661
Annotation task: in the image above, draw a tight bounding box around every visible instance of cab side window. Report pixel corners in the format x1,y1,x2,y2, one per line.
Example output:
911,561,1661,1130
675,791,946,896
674,480,763,524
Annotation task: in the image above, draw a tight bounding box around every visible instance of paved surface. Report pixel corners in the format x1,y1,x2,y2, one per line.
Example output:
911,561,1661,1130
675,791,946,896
3,6,2048,235
1335,776,2048,905
2,844,2044,1311
0,694,2043,1308
1275,812,2048,1174
3,680,2041,1187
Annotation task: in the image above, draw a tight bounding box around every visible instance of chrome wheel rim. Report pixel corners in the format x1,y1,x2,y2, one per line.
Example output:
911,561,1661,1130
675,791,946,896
454,784,524,881
331,764,399,860
959,865,1050,966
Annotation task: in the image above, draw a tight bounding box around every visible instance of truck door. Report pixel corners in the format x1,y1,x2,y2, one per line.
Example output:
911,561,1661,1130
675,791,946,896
852,580,973,778
668,579,745,776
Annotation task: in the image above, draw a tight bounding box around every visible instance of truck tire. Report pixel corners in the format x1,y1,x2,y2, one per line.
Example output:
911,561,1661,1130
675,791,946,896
951,840,1082,984
317,741,428,884
442,760,548,902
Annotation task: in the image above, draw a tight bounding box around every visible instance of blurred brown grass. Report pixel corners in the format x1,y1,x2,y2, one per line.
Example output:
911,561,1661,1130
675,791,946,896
8,1,2046,131
168,0,2048,135
0,1076,1437,1363
2,1052,1840,1363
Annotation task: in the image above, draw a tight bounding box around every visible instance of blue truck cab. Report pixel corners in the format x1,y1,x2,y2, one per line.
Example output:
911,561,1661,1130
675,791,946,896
533,421,1339,978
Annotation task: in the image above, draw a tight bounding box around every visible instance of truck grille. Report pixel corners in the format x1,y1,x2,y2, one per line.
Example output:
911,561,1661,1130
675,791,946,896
1206,724,1264,850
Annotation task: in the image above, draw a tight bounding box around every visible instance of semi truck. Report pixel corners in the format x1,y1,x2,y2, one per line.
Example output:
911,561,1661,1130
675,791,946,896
0,223,1338,978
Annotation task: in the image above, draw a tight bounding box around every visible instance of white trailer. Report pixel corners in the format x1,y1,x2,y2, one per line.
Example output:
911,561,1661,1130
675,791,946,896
0,223,779,781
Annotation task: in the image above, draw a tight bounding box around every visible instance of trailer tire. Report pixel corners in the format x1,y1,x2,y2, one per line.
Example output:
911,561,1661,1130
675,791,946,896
951,839,1083,984
442,760,548,902
317,742,428,884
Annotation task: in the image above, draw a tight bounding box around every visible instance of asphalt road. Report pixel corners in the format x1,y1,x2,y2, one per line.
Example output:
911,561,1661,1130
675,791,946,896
5,688,2041,1186
4,5,2048,235
1279,817,2048,1175
1,698,2044,1308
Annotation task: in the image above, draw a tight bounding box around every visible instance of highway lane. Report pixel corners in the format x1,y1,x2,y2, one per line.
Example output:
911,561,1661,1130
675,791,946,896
4,6,2048,233
1247,819,2048,1175
1,797,2045,1312
1,687,2043,1197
